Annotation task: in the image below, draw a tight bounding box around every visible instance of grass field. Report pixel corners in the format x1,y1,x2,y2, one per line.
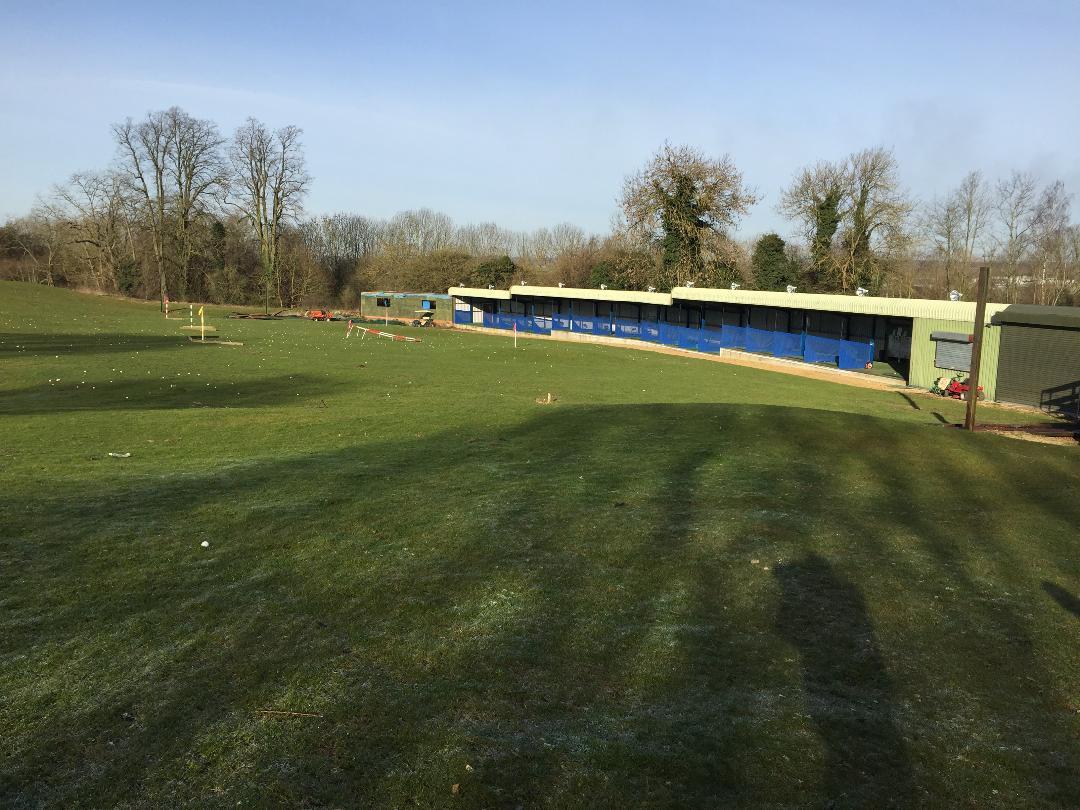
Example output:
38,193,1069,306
1,280,1077,808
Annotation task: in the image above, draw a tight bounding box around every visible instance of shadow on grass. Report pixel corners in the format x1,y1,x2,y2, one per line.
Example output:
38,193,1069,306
0,374,326,414
2,403,1078,806
896,392,920,410
0,332,185,357
1042,581,1080,617
776,554,913,804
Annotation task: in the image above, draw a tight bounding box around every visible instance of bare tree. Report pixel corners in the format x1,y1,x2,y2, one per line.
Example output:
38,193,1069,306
165,108,225,298
955,171,991,268
227,119,310,311
383,209,455,254
48,171,130,290
1031,181,1073,304
454,222,501,256
922,170,990,295
113,111,171,303
836,147,912,293
778,159,848,274
8,211,66,286
989,171,1039,302
780,150,910,292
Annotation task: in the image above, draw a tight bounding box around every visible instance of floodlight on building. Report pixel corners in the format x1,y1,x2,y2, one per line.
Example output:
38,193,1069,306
685,281,695,288
600,284,608,290
646,285,656,292
558,282,565,288
949,289,962,301
730,282,741,290
856,287,869,296
786,285,797,294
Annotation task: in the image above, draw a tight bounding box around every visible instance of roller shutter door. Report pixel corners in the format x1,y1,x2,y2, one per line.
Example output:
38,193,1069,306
997,324,1080,415
930,331,973,372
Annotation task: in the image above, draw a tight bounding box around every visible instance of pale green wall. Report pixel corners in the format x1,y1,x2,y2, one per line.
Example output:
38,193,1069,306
910,318,1000,401
359,293,451,322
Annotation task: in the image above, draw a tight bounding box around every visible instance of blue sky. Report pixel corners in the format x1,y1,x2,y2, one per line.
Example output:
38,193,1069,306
1,0,1077,239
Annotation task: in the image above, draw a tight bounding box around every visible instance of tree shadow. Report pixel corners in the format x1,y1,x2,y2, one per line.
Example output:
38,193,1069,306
0,333,186,357
1042,581,1080,617
896,392,920,410
0,374,326,414
2,402,1078,806
775,553,914,805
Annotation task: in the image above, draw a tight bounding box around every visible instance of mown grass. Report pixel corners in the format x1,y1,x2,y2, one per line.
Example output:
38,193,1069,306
1,281,1077,808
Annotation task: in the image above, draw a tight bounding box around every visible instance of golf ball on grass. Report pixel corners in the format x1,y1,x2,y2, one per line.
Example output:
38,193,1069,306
200,541,210,548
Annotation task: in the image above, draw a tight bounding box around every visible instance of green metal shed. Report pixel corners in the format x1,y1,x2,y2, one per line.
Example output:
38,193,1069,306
992,305,1080,417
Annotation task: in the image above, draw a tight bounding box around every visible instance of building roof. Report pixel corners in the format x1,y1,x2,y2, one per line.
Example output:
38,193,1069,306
448,284,1076,325
671,287,1009,323
448,286,512,300
363,291,451,298
509,285,673,306
990,304,1080,329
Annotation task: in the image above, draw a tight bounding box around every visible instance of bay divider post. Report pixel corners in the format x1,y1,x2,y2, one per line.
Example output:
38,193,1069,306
964,266,991,431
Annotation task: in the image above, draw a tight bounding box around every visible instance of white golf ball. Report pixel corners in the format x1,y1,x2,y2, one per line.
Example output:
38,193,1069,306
200,541,210,548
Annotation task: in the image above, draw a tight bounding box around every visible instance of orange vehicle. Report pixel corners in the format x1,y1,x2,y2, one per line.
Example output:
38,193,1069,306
306,309,333,321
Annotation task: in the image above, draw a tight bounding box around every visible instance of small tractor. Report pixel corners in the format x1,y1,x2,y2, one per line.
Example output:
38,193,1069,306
932,375,984,401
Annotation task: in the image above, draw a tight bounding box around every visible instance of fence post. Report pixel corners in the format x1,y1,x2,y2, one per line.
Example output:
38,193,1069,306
964,266,991,431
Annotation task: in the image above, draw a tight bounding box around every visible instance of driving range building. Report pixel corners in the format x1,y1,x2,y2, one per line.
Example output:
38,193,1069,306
449,284,1080,414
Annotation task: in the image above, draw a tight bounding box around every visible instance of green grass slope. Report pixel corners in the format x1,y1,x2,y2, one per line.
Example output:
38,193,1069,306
1,281,1077,807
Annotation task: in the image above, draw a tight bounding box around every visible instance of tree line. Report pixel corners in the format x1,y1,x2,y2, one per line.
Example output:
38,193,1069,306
2,107,1077,306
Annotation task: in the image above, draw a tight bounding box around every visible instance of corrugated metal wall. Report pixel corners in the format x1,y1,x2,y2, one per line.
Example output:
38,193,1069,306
910,318,1001,401
997,325,1080,416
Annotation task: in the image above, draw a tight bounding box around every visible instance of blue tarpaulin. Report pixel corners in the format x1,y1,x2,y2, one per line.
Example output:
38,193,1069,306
771,332,803,358
614,318,643,339
700,331,724,353
804,335,841,364
745,327,774,354
718,325,747,349
470,308,873,370
838,338,874,369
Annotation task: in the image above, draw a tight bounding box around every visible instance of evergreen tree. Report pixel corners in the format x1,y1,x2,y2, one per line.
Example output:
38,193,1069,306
589,260,620,289
658,173,710,278
621,144,758,285
810,187,842,288
472,254,516,288
751,233,790,289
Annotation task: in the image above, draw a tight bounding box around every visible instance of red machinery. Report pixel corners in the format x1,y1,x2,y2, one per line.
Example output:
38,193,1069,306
945,379,984,401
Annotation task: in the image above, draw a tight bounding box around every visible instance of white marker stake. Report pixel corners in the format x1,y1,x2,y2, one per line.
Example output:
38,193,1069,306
189,304,193,326
514,321,518,349
199,306,205,341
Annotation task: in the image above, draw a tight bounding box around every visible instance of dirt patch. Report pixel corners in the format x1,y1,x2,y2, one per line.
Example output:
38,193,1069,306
973,423,1080,446
984,431,1077,446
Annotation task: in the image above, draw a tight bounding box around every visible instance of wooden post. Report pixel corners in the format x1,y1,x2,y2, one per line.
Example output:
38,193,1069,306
964,266,991,431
